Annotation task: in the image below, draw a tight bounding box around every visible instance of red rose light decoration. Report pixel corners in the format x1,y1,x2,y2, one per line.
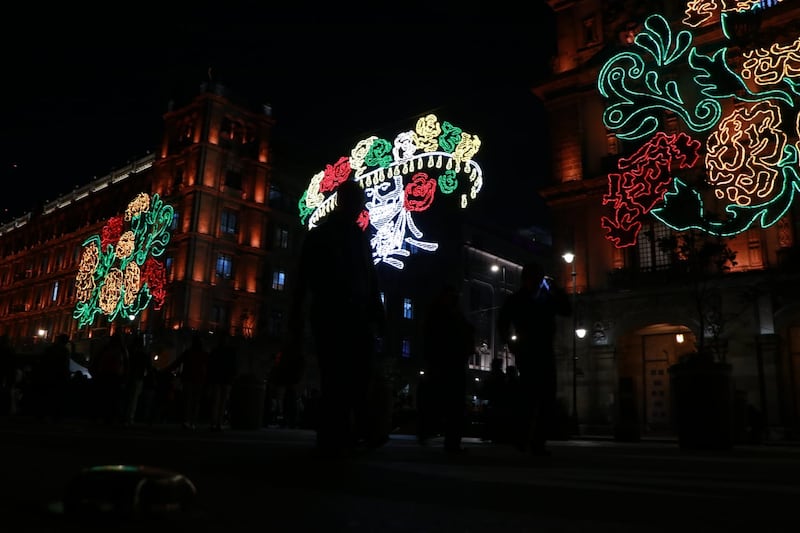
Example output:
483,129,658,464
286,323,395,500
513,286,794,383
404,173,436,212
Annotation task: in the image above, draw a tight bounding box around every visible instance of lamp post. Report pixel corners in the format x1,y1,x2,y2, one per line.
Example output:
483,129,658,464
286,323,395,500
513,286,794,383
562,252,578,434
491,264,507,369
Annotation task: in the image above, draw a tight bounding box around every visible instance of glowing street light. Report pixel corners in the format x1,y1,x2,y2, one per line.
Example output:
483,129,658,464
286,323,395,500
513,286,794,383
562,252,579,434
491,263,508,370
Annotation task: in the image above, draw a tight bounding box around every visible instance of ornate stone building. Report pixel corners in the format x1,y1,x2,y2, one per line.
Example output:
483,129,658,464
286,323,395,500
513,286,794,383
535,0,800,438
0,82,296,364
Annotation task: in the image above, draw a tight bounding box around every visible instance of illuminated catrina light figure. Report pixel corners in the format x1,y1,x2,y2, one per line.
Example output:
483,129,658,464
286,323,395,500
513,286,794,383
597,2,800,248
298,113,484,269
74,192,174,327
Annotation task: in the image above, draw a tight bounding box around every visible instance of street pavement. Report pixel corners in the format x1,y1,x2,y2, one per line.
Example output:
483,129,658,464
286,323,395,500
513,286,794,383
2,417,800,532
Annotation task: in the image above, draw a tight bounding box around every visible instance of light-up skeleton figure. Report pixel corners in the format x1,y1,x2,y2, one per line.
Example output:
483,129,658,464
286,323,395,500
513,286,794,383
363,174,436,269
299,114,484,270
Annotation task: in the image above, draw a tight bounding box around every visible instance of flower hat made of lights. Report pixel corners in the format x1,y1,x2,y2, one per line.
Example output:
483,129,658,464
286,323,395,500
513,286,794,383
597,0,800,248
74,192,174,327
298,113,484,269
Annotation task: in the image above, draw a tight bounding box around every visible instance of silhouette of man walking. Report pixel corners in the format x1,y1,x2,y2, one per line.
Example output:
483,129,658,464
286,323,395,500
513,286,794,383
498,262,571,456
286,179,386,458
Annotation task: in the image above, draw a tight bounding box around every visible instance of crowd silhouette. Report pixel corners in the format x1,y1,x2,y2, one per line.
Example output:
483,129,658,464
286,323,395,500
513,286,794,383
0,259,582,463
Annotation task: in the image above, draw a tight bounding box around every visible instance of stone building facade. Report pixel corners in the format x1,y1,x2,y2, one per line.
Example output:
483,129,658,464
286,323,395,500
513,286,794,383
535,0,800,438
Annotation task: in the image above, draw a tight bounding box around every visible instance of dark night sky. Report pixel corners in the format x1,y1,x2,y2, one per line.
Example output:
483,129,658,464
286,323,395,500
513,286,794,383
1,2,557,230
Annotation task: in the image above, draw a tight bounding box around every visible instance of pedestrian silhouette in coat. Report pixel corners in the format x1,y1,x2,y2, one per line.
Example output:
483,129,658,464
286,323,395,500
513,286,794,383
498,262,571,456
286,179,387,458
34,333,71,422
0,334,18,415
418,283,475,454
480,357,513,444
208,331,237,431
124,331,152,425
91,332,128,425
168,334,209,430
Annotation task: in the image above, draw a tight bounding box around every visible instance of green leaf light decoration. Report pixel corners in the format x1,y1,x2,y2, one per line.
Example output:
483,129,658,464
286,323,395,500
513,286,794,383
597,5,800,247
73,192,174,327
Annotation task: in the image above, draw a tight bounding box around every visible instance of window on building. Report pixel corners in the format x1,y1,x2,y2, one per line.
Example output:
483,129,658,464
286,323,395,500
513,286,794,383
173,167,184,189
180,121,193,144
51,281,59,302
268,310,283,337
170,211,180,231
403,297,413,319
583,16,598,46
220,118,245,143
470,342,491,371
216,254,233,279
212,303,228,326
225,169,242,190
637,221,673,272
606,133,620,156
272,270,286,291
401,338,411,358
165,257,174,279
40,254,49,274
269,184,284,209
664,110,679,135
274,226,289,249
220,209,238,236
380,292,385,307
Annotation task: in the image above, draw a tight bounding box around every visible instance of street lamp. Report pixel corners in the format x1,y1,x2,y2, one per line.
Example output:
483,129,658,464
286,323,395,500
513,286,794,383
491,263,508,370
562,252,579,434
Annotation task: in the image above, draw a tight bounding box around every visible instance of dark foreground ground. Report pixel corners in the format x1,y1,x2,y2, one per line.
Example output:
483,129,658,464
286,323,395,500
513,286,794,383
2,416,799,532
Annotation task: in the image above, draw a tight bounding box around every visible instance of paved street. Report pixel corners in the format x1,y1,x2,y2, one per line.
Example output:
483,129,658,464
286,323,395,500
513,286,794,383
2,417,799,532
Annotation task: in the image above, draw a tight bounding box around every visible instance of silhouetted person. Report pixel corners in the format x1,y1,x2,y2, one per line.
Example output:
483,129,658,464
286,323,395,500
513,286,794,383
91,332,128,425
208,331,237,431
281,385,299,428
168,334,209,430
301,387,321,430
498,262,571,456
33,333,71,422
418,284,475,454
124,332,152,425
148,366,177,426
0,334,18,415
481,358,512,444
286,179,386,458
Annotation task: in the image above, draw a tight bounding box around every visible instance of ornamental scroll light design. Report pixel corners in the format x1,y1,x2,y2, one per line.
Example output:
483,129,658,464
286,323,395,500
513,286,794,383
597,1,800,247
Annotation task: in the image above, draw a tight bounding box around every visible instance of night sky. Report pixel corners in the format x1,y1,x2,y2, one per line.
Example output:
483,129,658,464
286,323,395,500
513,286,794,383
2,2,557,230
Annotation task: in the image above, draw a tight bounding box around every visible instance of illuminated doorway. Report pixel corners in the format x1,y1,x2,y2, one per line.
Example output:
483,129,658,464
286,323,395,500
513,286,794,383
618,324,696,436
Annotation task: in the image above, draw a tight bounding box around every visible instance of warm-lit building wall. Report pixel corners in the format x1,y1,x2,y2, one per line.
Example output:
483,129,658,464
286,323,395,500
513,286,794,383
0,82,281,355
536,0,800,437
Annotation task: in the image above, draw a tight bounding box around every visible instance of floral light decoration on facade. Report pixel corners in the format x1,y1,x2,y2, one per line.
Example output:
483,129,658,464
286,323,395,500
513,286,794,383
298,113,484,269
597,2,800,247
74,192,174,327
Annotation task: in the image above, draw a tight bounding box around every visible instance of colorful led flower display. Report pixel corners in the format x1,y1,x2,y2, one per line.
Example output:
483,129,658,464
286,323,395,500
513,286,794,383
598,2,800,247
298,113,484,269
74,192,174,327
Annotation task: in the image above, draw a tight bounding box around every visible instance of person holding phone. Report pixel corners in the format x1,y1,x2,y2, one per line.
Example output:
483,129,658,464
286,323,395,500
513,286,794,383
497,262,571,456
